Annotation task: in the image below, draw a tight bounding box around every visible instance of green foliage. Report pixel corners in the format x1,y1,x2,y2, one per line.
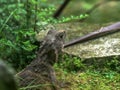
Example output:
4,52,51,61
36,8,89,29
74,70,120,90
0,0,39,70
56,54,120,73
56,54,86,72
0,0,69,70
0,0,90,70
36,7,56,31
0,28,37,70
106,56,120,72
55,55,120,90
59,14,89,23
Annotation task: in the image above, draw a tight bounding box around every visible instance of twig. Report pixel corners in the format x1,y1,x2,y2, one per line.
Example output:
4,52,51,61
53,0,71,19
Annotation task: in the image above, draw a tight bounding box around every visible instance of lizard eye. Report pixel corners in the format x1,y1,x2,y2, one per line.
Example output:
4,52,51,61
57,32,66,40
59,34,64,39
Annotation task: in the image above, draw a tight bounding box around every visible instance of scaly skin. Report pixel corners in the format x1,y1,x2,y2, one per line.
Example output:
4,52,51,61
16,30,66,90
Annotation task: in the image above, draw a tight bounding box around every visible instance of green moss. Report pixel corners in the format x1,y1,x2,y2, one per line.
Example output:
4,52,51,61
53,54,120,90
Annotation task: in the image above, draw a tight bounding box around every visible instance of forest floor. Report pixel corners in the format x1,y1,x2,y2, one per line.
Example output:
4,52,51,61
55,68,120,90
19,1,120,90
54,22,120,90
34,18,120,90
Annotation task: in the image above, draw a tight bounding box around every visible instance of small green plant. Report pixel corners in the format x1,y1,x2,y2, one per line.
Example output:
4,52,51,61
0,0,56,70
58,14,89,23
56,54,86,72
105,56,120,72
0,28,37,70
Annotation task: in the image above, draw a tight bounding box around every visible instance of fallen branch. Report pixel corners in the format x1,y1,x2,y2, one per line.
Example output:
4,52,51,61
64,22,120,48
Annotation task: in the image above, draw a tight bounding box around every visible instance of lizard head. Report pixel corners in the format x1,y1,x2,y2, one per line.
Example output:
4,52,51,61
38,30,66,64
45,30,66,52
38,30,66,65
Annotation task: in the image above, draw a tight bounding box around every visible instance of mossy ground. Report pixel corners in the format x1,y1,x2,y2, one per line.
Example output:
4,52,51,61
19,54,120,90
54,54,120,90
34,22,120,90
19,63,120,90
55,68,120,90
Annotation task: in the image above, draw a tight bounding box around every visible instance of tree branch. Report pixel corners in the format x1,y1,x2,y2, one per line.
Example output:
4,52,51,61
53,0,71,19
64,22,120,48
